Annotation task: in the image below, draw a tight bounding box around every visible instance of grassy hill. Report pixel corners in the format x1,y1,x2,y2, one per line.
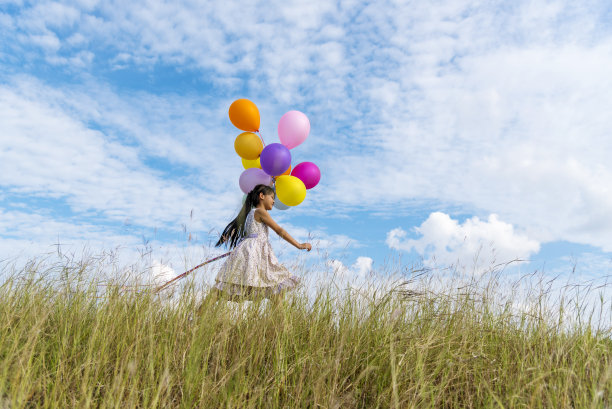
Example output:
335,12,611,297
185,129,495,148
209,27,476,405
0,258,610,408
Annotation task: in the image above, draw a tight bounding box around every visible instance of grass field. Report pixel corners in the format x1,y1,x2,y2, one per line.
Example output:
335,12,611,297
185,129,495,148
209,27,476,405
0,256,610,408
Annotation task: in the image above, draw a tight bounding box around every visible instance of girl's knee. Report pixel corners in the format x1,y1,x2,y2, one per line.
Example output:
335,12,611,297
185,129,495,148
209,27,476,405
201,287,221,307
269,293,284,305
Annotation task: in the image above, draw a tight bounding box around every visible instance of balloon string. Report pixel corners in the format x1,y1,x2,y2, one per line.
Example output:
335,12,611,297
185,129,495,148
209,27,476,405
256,130,266,147
94,252,232,297
155,251,232,293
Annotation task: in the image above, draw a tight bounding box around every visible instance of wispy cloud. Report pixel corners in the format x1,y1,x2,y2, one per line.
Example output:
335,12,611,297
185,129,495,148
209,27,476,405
2,0,612,261
0,76,244,236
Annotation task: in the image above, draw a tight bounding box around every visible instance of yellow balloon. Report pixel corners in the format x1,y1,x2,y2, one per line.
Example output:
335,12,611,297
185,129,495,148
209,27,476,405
242,157,261,169
234,132,263,160
229,99,260,132
275,175,306,206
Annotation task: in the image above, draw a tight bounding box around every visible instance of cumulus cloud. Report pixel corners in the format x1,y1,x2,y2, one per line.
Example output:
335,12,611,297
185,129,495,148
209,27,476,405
386,212,541,272
302,256,385,302
307,255,423,305
149,260,176,286
327,256,373,280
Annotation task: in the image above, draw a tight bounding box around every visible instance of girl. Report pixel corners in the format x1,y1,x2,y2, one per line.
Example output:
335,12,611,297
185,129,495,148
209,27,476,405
210,184,311,301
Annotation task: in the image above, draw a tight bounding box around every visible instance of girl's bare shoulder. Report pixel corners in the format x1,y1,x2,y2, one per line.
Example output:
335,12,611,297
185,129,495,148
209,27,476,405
253,207,267,222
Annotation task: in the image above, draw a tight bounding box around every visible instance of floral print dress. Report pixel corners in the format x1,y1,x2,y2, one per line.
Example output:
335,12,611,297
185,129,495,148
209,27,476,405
214,209,300,298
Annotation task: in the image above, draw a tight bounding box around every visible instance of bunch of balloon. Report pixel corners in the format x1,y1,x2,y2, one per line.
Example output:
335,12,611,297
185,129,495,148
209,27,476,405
230,99,271,193
275,110,321,209
229,100,321,209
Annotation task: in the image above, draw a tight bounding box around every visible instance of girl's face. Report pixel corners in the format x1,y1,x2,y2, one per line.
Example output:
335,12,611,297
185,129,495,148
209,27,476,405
260,193,275,210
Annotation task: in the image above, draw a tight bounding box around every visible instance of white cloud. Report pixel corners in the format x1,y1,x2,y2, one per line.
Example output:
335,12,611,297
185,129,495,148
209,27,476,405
149,260,176,286
307,256,382,302
386,212,541,272
327,256,372,280
0,208,147,271
315,8,612,251
3,0,355,119
353,256,373,274
268,220,360,253
0,76,242,232
2,0,612,257
0,73,353,264
556,252,612,279
25,2,80,31
305,255,419,306
27,33,60,51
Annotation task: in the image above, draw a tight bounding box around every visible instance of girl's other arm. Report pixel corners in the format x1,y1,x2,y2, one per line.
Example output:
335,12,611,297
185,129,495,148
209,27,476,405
255,209,311,251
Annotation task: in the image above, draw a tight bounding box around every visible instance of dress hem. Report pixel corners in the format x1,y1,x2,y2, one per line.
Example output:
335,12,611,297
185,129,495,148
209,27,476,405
213,276,300,300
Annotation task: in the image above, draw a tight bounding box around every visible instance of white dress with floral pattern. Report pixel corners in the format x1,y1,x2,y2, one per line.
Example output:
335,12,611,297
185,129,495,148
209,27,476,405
214,209,300,297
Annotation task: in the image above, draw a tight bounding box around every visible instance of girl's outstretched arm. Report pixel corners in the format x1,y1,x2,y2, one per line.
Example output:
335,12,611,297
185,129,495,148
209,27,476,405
255,209,312,251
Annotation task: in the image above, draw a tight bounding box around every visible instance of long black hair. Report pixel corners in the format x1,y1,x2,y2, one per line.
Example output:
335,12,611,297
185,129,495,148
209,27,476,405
216,184,275,249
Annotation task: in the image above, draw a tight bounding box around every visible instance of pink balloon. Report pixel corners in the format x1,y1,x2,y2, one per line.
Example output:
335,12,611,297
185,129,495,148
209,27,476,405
278,110,310,149
239,168,272,194
291,162,320,189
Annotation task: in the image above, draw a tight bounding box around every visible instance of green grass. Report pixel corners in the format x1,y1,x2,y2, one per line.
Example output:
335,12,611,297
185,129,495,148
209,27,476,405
0,257,610,408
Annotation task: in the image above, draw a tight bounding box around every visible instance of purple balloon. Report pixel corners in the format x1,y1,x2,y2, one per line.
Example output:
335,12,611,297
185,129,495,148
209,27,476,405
291,162,321,189
260,143,292,176
239,168,272,194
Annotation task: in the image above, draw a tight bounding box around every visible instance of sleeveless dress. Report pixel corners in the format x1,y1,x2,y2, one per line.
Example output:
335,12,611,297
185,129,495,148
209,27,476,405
213,209,300,299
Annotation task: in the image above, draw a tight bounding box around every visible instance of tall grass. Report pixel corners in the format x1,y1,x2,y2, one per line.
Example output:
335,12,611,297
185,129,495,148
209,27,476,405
0,256,610,408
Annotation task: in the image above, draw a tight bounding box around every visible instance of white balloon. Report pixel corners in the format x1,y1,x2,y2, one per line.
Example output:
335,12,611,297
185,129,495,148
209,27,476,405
273,192,290,210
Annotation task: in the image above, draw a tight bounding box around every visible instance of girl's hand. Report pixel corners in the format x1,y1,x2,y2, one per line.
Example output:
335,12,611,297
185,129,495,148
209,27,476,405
300,243,312,252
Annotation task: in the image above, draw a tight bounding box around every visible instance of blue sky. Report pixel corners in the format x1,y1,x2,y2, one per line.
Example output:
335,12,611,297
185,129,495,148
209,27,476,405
1,0,612,288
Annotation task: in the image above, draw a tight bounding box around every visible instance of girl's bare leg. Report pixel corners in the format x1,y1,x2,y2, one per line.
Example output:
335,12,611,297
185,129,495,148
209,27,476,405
198,287,222,314
269,292,284,309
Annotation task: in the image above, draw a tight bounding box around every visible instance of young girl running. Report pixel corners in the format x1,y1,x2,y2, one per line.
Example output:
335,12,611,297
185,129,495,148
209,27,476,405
210,184,311,301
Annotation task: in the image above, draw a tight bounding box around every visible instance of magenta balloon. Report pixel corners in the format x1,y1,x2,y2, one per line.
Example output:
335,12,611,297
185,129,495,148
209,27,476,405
278,110,310,149
239,168,272,194
260,143,292,176
291,162,321,189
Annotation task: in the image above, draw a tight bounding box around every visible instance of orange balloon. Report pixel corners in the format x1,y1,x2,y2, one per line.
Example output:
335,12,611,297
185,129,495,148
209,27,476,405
281,164,292,176
229,99,260,132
